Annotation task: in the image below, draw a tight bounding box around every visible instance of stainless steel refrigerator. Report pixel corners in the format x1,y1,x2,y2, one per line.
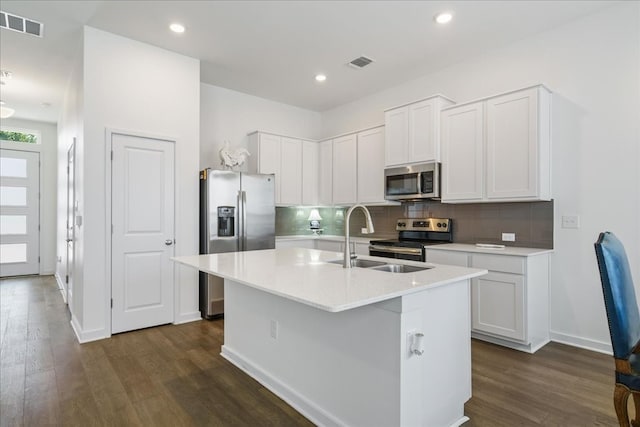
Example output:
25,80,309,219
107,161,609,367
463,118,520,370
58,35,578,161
199,169,275,318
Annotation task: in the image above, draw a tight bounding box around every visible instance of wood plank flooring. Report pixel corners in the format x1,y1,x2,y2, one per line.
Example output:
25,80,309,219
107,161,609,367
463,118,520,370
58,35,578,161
0,275,623,426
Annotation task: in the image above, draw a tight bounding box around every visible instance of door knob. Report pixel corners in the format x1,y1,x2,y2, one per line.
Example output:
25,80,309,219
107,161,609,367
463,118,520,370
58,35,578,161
165,239,173,246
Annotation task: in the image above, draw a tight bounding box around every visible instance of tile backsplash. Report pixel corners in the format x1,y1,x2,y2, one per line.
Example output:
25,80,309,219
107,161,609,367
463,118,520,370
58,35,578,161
276,200,553,249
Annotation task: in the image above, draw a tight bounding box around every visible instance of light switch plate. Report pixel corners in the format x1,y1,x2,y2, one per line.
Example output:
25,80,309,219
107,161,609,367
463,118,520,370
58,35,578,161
562,215,580,229
502,233,516,242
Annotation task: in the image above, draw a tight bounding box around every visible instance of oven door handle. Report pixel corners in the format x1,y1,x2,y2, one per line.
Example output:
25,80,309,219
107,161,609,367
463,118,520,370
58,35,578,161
369,245,423,255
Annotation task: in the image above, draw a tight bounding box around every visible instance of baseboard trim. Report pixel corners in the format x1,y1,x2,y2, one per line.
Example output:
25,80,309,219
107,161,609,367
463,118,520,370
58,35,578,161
221,345,343,427
550,331,612,355
173,312,202,325
70,316,110,344
471,332,550,354
54,273,67,304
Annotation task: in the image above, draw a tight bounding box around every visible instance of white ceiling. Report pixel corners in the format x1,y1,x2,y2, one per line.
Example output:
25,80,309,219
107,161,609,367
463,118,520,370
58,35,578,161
0,0,616,123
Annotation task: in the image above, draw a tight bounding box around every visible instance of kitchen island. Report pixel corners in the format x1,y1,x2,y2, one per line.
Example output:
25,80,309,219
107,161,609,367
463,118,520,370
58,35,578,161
173,248,487,427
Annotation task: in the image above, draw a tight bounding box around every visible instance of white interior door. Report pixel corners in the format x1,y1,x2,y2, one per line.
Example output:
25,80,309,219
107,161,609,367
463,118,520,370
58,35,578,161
0,149,40,277
111,133,175,334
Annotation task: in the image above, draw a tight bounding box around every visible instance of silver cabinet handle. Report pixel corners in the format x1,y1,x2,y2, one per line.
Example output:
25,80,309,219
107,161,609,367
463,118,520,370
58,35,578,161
165,239,173,246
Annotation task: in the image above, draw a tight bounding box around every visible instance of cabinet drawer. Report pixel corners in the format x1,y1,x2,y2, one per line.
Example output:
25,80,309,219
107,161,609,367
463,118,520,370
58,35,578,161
425,250,469,267
471,254,525,275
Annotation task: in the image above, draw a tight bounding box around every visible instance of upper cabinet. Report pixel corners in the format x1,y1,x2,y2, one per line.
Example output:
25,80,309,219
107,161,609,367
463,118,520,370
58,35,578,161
332,133,358,205
248,131,305,206
384,95,455,167
318,140,333,206
441,85,552,203
357,126,386,204
302,141,319,206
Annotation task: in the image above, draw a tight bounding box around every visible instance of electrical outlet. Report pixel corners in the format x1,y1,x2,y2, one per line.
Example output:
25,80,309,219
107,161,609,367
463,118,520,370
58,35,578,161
270,319,278,339
502,233,516,242
361,227,368,234
562,215,580,229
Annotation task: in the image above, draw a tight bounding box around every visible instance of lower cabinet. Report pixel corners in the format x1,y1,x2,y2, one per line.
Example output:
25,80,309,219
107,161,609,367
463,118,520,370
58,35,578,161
426,248,549,353
472,271,525,341
276,238,368,256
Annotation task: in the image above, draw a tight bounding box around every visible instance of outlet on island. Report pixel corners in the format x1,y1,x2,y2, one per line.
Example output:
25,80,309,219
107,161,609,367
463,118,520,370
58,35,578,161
502,233,516,242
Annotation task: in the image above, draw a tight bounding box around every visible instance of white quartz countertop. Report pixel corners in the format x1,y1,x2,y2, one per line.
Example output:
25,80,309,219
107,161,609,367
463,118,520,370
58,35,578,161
276,235,376,244
277,235,553,256
173,248,486,313
427,243,553,257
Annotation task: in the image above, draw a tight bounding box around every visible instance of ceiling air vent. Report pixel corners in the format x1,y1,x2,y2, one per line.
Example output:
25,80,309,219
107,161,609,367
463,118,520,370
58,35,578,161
348,56,374,69
0,11,43,37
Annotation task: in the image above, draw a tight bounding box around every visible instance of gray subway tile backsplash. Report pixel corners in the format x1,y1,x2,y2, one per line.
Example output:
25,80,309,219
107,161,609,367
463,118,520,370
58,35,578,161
276,200,553,249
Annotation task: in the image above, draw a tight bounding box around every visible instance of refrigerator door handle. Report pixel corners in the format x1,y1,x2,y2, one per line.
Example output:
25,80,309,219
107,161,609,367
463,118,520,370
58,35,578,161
241,190,248,251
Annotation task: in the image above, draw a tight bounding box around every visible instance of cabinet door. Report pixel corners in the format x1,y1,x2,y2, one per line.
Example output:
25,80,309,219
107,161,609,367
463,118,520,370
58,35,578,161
409,99,436,162
280,137,302,205
471,272,525,341
384,106,409,166
357,127,385,203
486,88,540,200
302,141,319,205
315,240,343,253
318,140,333,205
257,133,281,203
332,134,357,205
441,102,484,202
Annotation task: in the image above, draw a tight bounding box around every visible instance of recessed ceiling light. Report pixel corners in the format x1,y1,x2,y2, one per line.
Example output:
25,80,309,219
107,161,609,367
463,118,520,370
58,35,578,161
315,74,327,82
169,23,185,33
434,12,453,24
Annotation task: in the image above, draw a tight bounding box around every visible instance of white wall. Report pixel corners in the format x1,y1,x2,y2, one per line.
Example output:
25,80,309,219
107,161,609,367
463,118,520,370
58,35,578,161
321,2,640,352
67,27,200,342
1,118,57,275
200,84,322,170
57,47,83,319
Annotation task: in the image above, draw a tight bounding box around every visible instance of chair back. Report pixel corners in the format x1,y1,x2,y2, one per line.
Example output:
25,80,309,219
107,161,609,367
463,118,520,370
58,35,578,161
594,232,640,359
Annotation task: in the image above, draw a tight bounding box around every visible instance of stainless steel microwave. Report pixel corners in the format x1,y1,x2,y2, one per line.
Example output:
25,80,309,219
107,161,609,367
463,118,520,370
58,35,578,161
384,162,440,201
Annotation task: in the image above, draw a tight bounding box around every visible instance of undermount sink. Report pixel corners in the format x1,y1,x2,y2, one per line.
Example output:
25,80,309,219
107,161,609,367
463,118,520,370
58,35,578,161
326,258,431,273
326,259,388,268
370,264,432,274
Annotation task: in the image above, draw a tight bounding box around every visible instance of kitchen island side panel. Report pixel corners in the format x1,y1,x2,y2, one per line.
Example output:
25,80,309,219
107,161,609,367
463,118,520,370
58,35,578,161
221,278,471,427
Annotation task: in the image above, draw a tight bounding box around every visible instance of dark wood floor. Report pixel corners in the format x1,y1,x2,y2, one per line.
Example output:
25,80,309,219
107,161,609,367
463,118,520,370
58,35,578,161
0,275,623,426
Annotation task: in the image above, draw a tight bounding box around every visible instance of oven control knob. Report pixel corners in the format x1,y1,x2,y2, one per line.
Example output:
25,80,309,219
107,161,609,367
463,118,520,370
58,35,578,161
437,222,442,228
398,222,405,227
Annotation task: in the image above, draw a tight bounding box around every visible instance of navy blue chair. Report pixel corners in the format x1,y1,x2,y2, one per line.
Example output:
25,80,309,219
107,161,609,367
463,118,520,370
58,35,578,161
594,232,640,426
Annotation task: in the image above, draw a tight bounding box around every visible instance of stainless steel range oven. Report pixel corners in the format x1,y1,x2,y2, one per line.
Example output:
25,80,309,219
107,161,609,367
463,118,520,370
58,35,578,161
369,218,452,262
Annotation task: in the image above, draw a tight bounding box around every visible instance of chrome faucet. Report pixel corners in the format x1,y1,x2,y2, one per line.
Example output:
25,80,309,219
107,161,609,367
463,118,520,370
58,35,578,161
343,204,375,268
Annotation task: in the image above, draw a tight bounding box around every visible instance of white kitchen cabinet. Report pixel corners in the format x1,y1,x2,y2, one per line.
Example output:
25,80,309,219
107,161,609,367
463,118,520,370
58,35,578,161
384,107,409,166
470,252,549,353
280,136,303,205
425,249,469,267
248,132,303,206
318,140,333,205
276,239,315,249
426,248,549,353
384,95,454,167
440,85,551,203
357,126,386,204
315,240,343,253
440,102,485,202
248,132,281,201
332,134,357,205
302,141,319,205
485,87,551,201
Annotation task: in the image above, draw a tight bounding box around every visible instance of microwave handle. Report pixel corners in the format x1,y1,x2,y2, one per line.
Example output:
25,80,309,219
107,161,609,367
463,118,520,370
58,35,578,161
416,172,422,194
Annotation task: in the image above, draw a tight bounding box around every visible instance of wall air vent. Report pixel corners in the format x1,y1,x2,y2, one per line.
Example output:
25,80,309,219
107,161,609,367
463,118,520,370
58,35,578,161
0,11,43,37
348,56,374,69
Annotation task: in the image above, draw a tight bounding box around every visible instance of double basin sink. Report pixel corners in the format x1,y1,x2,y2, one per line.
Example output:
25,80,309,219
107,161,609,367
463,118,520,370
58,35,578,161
326,258,431,273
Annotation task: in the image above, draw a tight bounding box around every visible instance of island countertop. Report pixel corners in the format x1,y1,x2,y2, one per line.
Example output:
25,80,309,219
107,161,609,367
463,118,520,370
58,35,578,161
173,247,486,313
